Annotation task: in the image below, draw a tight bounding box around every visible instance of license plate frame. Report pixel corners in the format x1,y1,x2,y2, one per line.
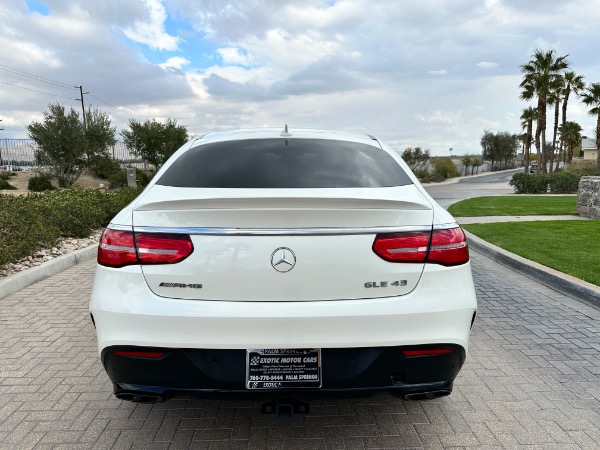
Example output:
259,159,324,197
246,348,321,389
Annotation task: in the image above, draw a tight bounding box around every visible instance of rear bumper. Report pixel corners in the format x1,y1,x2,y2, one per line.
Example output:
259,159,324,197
104,344,465,399
90,262,477,351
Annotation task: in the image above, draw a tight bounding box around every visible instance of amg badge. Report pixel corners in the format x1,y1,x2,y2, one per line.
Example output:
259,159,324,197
159,282,203,289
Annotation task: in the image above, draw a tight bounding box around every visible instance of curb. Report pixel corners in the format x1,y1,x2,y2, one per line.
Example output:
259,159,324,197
466,231,600,310
0,245,98,300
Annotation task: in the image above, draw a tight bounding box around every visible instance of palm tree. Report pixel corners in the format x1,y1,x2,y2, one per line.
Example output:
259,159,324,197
561,71,585,164
548,80,563,172
559,121,582,163
580,82,600,174
520,49,569,173
520,106,537,173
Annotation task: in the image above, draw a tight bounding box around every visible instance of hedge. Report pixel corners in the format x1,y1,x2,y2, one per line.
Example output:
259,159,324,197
509,172,580,194
0,187,141,266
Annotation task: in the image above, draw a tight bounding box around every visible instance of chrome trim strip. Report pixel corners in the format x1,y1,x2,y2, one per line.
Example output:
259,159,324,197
433,222,459,230
107,224,133,231
131,225,434,236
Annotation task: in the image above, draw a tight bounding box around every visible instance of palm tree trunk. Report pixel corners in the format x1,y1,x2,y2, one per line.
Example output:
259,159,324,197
561,91,569,164
535,100,543,173
540,102,547,174
596,116,600,175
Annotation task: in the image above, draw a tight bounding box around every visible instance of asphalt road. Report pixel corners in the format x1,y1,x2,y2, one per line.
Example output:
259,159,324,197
424,169,519,208
1,170,599,449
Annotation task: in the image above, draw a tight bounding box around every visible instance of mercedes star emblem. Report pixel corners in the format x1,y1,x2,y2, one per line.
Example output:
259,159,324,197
271,247,296,273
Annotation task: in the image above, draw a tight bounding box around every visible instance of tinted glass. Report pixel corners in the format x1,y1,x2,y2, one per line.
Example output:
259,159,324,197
157,138,412,188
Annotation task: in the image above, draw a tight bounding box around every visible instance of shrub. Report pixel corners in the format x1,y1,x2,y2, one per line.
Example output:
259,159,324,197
28,174,55,192
413,169,431,182
0,187,141,265
566,160,596,176
432,157,460,180
0,180,17,190
547,172,580,193
89,155,123,180
510,172,580,194
108,167,151,189
0,172,17,190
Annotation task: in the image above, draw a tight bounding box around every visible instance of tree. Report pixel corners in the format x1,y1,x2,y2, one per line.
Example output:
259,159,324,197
481,130,519,170
559,121,582,164
520,49,569,173
548,79,563,173
401,147,430,171
121,118,189,171
580,82,600,174
560,71,585,164
27,103,116,186
460,154,474,176
520,106,537,173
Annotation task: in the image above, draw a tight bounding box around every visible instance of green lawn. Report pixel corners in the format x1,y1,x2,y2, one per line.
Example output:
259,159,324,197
448,195,577,217
463,221,600,286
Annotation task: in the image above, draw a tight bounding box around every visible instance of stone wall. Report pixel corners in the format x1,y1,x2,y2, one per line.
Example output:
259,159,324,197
576,176,600,218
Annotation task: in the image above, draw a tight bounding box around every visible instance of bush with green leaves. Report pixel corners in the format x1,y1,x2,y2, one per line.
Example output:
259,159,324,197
547,172,580,193
432,157,460,181
566,160,596,176
108,168,152,189
89,154,123,180
0,187,141,266
0,172,17,190
28,174,54,192
510,172,580,194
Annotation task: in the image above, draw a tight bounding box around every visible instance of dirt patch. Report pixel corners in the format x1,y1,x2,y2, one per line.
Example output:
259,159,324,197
0,170,108,195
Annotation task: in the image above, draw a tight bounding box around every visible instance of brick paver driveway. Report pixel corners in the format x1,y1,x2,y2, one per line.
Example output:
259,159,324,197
2,250,599,449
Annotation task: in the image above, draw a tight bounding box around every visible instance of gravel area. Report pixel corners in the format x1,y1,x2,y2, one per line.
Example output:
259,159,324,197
0,229,102,278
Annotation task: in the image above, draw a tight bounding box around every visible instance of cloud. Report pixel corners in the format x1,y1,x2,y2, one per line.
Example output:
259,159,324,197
122,0,181,51
216,47,254,66
429,70,448,75
477,61,499,69
160,56,191,70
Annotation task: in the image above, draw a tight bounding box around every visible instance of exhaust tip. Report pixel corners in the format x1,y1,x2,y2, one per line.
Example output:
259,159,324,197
115,392,165,403
403,389,451,401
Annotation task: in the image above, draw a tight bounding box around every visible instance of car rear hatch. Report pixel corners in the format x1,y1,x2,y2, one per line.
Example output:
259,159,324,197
131,185,434,301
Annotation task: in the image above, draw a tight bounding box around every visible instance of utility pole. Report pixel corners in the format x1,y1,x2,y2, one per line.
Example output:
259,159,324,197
0,120,3,165
76,85,89,127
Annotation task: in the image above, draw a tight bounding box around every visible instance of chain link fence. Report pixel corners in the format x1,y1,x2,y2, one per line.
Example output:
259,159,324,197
0,139,148,170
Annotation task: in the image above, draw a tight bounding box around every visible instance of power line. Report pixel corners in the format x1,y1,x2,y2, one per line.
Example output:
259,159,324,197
88,92,116,108
0,63,75,90
0,80,78,101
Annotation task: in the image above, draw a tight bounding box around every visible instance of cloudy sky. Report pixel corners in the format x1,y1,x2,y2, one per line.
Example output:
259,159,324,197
1,0,599,155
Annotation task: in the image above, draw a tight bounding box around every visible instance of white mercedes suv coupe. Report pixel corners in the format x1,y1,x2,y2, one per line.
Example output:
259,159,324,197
90,127,477,404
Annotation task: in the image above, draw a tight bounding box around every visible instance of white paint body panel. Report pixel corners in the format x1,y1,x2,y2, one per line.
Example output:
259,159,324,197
90,128,477,356
90,262,476,350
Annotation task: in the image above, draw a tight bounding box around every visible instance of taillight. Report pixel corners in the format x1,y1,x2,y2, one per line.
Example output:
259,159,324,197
136,233,193,264
372,232,430,262
373,227,469,266
98,229,138,268
427,228,469,266
98,229,193,268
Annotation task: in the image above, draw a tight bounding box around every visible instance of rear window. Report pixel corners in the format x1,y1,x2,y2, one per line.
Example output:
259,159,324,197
157,138,412,188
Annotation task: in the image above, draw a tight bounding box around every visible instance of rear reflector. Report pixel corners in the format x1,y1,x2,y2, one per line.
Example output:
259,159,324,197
373,227,469,266
113,351,165,359
98,229,193,268
401,349,454,357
